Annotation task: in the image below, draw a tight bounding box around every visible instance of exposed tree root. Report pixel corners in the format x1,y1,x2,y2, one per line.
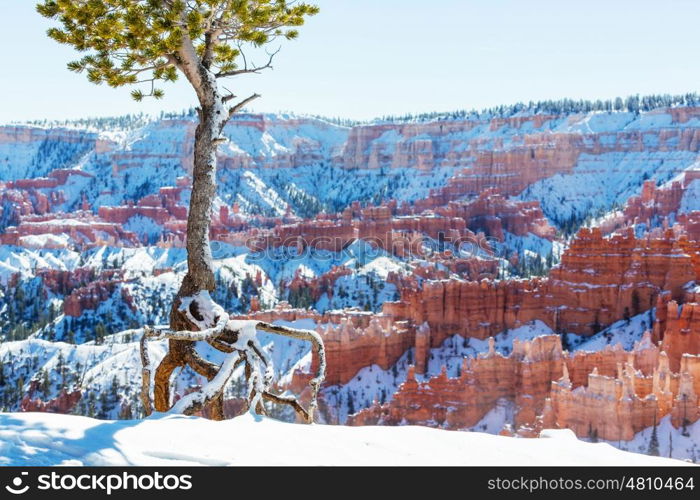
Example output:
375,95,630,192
141,317,326,424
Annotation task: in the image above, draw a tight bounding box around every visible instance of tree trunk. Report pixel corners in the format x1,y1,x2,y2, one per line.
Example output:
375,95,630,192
154,60,227,419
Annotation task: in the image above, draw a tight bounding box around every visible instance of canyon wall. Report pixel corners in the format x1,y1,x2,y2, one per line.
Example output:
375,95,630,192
348,332,700,442
384,227,698,342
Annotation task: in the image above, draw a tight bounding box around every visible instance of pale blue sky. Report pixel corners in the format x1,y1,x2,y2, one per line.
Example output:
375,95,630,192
2,0,699,122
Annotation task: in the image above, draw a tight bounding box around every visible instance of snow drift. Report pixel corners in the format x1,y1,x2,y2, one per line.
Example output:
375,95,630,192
0,412,691,466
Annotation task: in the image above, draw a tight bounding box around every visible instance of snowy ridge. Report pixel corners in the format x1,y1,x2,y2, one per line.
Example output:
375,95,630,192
0,411,690,466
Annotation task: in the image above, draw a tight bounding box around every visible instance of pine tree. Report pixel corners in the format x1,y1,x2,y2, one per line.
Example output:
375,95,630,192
38,0,318,419
588,423,598,443
56,352,66,390
86,392,97,418
648,420,660,456
94,323,106,345
40,369,50,395
346,392,355,416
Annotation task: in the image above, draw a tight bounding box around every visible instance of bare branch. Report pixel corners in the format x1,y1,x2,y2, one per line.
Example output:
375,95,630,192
187,350,220,379
255,321,326,423
144,312,230,342
207,337,236,353
215,47,280,78
262,391,310,422
228,93,261,118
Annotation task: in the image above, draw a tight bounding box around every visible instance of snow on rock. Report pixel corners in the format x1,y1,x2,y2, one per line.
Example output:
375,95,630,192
610,415,700,462
0,411,690,466
567,310,655,352
519,151,698,226
680,179,700,214
322,320,556,423
0,246,80,284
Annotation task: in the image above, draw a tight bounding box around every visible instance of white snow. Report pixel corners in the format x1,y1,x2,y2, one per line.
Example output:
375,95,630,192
519,151,699,225
0,246,81,284
680,179,700,214
610,415,700,462
568,310,655,352
0,412,690,466
17,233,71,249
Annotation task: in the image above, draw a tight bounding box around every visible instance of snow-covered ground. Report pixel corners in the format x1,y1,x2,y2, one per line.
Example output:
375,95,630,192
566,310,655,352
0,412,691,466
518,151,699,226
610,415,700,461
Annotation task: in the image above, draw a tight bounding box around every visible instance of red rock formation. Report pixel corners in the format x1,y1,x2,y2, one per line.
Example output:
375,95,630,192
655,299,700,372
1,211,141,249
48,168,93,185
21,388,82,414
676,212,700,242
432,189,555,240
313,316,416,386
37,268,120,296
384,227,697,342
286,265,353,303
63,280,131,317
384,277,548,344
349,335,565,429
622,180,684,228
98,205,172,225
411,128,700,210
250,202,483,260
551,347,700,441
348,333,700,443
8,178,59,189
668,106,700,124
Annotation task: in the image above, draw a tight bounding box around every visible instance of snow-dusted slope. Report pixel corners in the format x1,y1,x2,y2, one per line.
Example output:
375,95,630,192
0,411,690,466
518,151,699,226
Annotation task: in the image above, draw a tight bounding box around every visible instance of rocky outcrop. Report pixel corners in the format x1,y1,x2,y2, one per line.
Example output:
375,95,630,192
37,268,120,296
63,280,130,317
286,266,353,303
551,347,700,441
432,188,555,240
349,335,564,429
655,298,700,372
546,227,696,333
348,333,700,443
20,388,82,414
98,184,189,225
315,317,416,386
0,211,141,249
384,227,697,342
383,277,548,344
622,180,684,228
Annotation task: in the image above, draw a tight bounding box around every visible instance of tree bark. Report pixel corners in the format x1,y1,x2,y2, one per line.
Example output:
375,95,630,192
154,53,228,417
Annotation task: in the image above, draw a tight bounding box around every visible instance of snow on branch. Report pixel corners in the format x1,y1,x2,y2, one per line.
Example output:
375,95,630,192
255,321,326,423
169,350,243,416
140,314,326,424
145,291,231,342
